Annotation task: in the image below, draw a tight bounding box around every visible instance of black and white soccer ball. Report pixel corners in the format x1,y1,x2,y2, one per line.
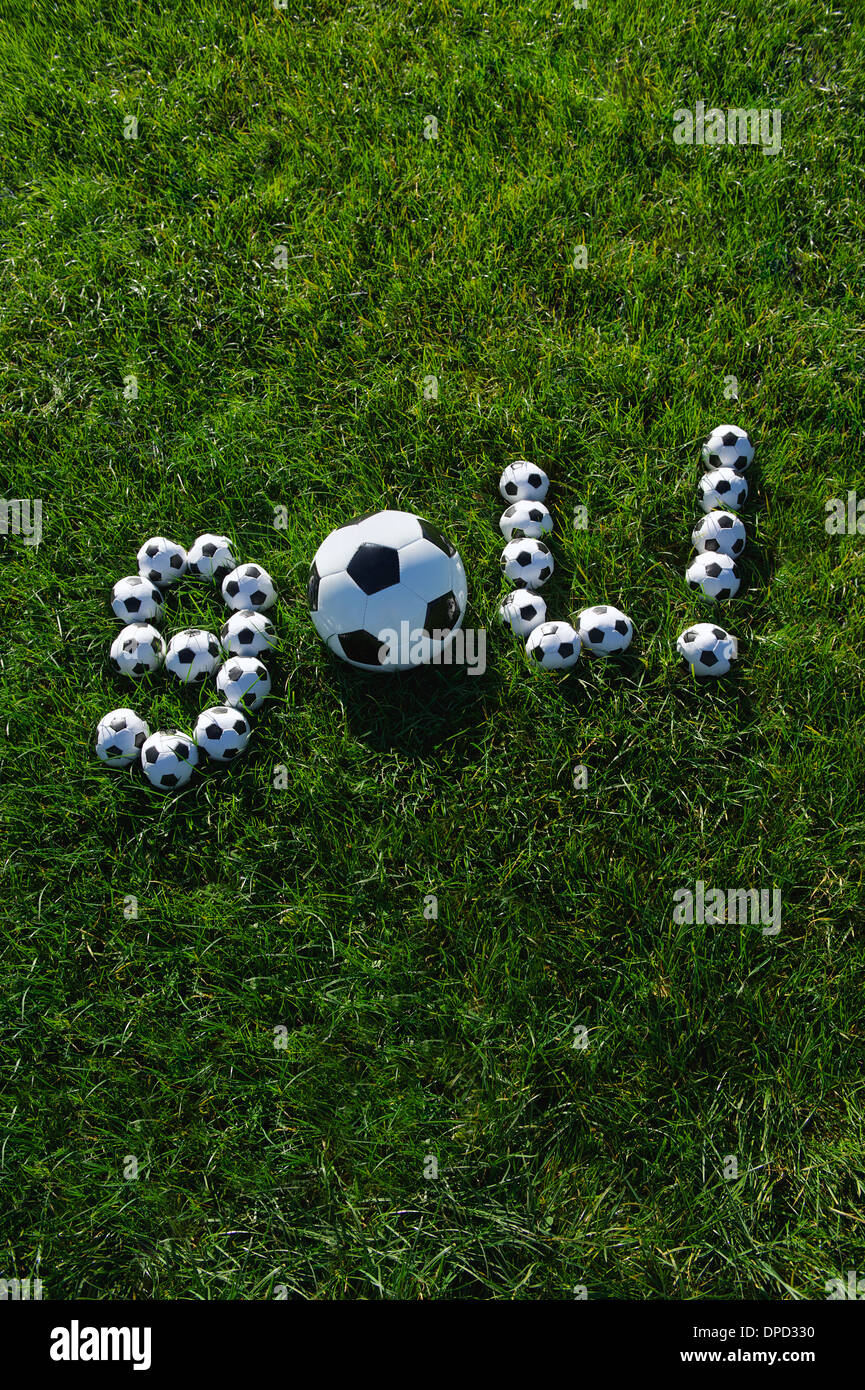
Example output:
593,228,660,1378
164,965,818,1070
194,704,251,762
220,610,278,658
187,533,235,581
501,538,554,589
95,707,150,767
577,605,634,655
165,628,222,684
698,468,748,514
701,424,754,473
137,536,188,587
499,461,550,503
221,563,277,612
685,553,742,602
111,575,164,624
499,590,547,638
140,728,199,789
691,510,746,557
676,623,738,676
499,501,553,541
110,623,166,677
525,620,581,670
215,656,271,712
307,510,467,672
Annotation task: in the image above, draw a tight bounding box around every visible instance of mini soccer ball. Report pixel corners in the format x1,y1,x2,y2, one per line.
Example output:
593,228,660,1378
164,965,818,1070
111,575,164,624
222,563,277,612
187,533,235,581
499,501,553,541
95,708,150,767
165,628,223,684
110,623,166,677
220,610,278,658
308,510,467,672
577,605,634,655
698,468,748,514
140,728,199,789
137,536,188,587
691,511,746,557
701,424,754,473
215,657,272,712
525,621,581,670
686,553,742,602
499,590,547,638
501,539,554,589
499,461,550,503
676,623,738,676
194,705,251,761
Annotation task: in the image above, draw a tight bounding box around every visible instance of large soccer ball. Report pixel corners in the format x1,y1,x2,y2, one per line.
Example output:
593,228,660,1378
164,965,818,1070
215,656,271,712
577,605,634,655
499,590,547,638
110,623,166,677
698,468,748,514
499,461,550,502
111,575,164,624
95,708,150,767
676,623,738,676
701,424,754,473
691,511,746,557
140,729,199,789
500,539,554,589
137,536,188,587
685,553,742,602
499,501,553,541
222,563,277,612
165,628,222,684
187,533,235,581
220,610,277,658
194,705,251,761
307,510,467,673
525,621,581,670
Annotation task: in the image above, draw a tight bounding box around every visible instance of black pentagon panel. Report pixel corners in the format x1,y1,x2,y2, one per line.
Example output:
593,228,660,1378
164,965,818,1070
716,587,731,599
712,628,727,640
704,538,720,552
237,627,254,644
134,732,146,749
105,744,123,758
424,591,461,635
706,563,722,578
588,627,603,643
531,644,544,661
132,662,147,675
339,630,387,666
722,432,738,447
683,630,696,644
205,723,222,740
247,566,261,579
731,563,741,578
347,542,400,595
516,550,532,567
146,544,159,557
170,553,182,569
418,519,456,557
254,663,266,678
522,603,537,620
161,773,179,787
175,743,189,759
732,538,743,553
145,745,159,764
699,650,719,667
233,719,246,734
152,587,164,602
558,642,575,658
222,747,238,758
177,647,195,664
110,716,127,731
528,508,543,521
504,480,518,496
249,589,267,606
538,566,551,581
307,562,321,612
614,620,628,635
226,580,239,597
202,542,217,557
147,569,161,583
716,478,730,494
229,665,243,681
528,472,543,488
126,596,141,613
718,516,733,529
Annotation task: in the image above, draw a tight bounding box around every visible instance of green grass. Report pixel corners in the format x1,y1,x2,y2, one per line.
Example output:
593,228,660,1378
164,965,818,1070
1,0,864,1299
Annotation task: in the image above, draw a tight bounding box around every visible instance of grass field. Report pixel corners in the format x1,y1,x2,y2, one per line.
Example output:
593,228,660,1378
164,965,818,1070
1,0,864,1300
